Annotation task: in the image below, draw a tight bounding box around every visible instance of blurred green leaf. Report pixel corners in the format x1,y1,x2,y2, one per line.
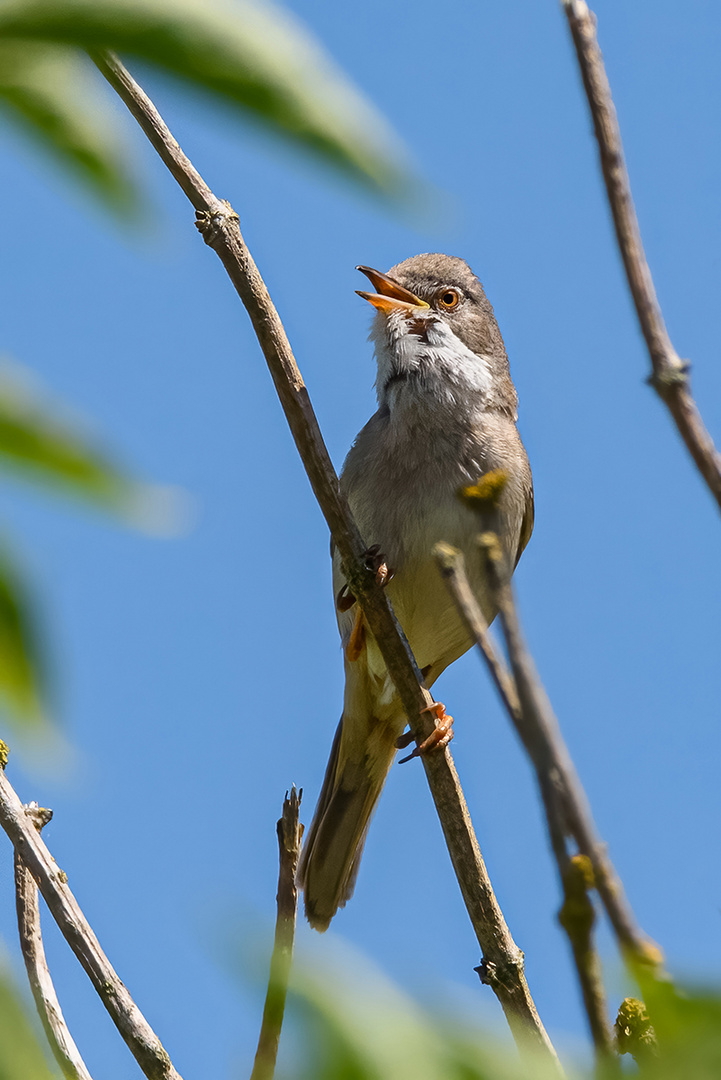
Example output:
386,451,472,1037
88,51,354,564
0,361,182,729
229,914,721,1080
0,962,58,1079
0,360,181,732
0,41,137,215
0,543,45,731
285,944,564,1080
0,0,417,199
635,975,721,1080
0,361,178,529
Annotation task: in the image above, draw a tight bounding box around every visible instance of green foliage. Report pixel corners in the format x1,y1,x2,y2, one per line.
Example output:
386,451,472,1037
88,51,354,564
0,0,415,208
268,946,721,1080
0,361,175,732
634,975,721,1079
0,547,45,732
0,963,58,1079
0,41,136,215
0,362,162,518
282,947,560,1080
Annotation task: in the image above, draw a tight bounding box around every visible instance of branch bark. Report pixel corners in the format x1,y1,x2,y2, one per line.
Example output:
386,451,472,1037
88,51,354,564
435,543,619,1061
469,534,660,970
250,787,303,1080
558,855,617,1067
92,51,561,1068
0,753,182,1080
563,0,721,513
14,802,93,1080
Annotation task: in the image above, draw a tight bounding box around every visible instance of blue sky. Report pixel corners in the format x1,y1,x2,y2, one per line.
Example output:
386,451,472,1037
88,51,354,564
0,0,720,1075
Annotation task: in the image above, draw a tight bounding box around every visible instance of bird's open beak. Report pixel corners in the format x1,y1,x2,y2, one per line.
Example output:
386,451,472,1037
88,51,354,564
355,265,430,314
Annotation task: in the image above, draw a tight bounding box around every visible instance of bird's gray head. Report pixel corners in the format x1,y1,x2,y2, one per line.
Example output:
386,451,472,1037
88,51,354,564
357,253,517,419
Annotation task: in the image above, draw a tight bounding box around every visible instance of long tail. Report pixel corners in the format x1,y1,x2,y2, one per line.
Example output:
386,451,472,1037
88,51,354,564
298,712,398,932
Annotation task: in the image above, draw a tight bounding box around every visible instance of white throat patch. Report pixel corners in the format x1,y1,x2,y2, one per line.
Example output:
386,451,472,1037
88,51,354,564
370,309,493,410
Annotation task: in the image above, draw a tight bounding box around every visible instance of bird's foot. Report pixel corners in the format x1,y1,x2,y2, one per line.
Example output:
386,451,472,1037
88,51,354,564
340,546,394,661
363,544,394,589
398,702,454,763
337,545,394,614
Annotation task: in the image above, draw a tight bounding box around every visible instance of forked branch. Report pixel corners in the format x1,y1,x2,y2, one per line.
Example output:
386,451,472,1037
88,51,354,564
0,751,182,1080
14,802,93,1080
435,543,618,1062
436,537,660,970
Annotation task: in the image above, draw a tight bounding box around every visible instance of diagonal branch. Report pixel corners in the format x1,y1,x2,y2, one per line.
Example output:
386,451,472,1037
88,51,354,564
435,543,618,1062
15,802,93,1080
563,0,721,513
437,534,660,971
558,854,616,1067
91,50,561,1068
0,750,182,1080
250,787,303,1080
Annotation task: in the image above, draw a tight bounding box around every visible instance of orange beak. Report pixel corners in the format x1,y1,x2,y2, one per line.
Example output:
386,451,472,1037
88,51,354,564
355,265,430,315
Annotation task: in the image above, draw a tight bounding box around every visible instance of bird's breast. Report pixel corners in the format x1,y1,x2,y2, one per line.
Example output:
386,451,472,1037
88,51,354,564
341,432,485,674
336,404,530,681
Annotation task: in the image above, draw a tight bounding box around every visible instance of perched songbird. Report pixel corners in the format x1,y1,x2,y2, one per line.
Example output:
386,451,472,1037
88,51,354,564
298,254,534,931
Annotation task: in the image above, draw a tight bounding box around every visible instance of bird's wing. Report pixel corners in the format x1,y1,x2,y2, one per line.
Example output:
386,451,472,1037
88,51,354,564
514,483,535,568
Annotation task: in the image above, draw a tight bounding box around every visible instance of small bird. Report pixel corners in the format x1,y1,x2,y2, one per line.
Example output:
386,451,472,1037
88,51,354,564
298,254,534,931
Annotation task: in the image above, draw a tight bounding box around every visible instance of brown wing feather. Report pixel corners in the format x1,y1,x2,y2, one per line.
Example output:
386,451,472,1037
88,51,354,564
514,485,535,568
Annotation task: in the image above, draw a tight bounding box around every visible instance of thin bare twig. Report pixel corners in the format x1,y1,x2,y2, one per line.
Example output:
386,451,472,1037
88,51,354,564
14,802,93,1080
563,0,721,513
434,542,520,721
251,787,303,1080
558,855,617,1067
474,534,661,972
435,543,618,1060
92,50,561,1068
0,751,182,1080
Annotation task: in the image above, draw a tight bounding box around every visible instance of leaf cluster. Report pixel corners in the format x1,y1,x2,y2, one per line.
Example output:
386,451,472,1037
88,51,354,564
0,0,415,215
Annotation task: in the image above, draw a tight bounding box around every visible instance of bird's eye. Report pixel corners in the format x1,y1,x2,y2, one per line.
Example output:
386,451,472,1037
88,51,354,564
437,287,461,310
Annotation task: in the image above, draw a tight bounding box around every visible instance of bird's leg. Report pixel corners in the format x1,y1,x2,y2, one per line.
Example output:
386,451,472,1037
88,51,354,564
398,702,454,763
345,610,366,662
340,545,394,662
395,665,433,748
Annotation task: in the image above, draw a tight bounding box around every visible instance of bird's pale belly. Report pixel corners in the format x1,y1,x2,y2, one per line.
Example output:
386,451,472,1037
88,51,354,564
352,492,495,689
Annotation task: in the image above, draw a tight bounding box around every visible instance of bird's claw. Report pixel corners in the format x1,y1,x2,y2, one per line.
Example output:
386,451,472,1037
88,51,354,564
337,546,395,613
340,546,394,660
398,702,454,763
363,544,395,588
